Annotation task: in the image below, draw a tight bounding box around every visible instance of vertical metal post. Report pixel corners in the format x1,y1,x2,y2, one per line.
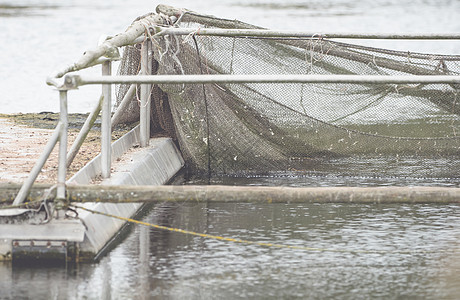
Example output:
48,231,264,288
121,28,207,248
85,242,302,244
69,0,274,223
101,61,112,178
140,40,151,147
56,90,68,200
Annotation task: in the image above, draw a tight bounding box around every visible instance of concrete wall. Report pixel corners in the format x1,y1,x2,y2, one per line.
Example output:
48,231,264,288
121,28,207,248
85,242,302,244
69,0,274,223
67,127,184,259
0,125,184,261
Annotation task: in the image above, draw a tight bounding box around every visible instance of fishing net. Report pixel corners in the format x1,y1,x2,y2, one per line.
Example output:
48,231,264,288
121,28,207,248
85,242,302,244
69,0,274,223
116,6,460,183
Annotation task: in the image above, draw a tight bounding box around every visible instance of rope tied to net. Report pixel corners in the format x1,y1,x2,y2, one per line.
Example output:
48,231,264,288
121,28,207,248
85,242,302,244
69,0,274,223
182,27,202,47
306,33,333,74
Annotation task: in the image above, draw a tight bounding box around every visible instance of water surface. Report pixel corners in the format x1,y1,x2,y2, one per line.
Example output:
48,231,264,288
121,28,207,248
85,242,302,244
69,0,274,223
1,202,459,299
1,1,460,299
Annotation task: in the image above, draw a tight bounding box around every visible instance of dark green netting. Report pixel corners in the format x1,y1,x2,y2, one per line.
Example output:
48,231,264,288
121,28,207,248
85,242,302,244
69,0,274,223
116,8,460,181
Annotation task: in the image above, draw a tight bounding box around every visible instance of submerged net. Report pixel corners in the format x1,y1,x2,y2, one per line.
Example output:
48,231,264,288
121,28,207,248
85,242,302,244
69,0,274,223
116,7,460,183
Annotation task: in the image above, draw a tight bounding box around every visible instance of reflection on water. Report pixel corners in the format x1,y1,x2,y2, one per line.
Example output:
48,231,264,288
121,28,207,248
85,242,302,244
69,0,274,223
1,202,459,299
182,154,460,187
185,172,460,188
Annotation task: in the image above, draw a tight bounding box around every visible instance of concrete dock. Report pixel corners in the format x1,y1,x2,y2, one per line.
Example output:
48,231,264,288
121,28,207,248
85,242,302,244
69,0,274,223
0,123,184,262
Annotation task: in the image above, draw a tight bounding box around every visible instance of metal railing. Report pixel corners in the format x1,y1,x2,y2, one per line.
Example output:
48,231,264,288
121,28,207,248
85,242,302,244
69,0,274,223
12,24,460,206
12,40,154,206
152,27,460,40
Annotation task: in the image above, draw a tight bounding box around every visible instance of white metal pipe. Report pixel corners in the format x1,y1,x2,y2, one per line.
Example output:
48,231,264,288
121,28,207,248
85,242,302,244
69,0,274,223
12,123,63,206
45,26,460,89
155,27,460,40
71,74,460,85
147,42,152,142
140,41,152,147
111,83,136,128
101,61,112,179
131,29,460,48
57,91,68,200
67,94,103,168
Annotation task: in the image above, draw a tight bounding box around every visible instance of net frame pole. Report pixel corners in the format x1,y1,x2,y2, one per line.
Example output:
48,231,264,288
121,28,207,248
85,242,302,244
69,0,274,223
69,74,460,86
153,28,460,40
111,83,136,128
56,90,68,200
140,41,152,147
67,94,103,168
101,61,112,179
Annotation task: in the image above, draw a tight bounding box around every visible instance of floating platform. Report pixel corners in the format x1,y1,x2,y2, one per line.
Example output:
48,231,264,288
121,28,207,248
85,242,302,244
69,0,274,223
0,126,184,262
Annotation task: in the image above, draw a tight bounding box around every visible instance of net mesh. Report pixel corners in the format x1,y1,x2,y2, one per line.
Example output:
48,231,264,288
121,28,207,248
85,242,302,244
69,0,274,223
116,9,460,183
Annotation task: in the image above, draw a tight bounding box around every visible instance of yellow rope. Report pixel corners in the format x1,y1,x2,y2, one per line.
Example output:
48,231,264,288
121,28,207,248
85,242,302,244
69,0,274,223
73,205,447,255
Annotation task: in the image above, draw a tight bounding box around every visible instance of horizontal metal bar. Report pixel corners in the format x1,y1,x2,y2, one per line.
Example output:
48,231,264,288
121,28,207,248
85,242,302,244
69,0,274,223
156,27,460,40
63,184,460,204
67,74,460,87
3,183,460,204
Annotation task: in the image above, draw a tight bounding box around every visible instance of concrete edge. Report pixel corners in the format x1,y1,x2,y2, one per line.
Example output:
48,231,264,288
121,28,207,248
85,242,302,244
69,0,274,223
70,135,184,258
0,126,184,262
67,125,141,185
